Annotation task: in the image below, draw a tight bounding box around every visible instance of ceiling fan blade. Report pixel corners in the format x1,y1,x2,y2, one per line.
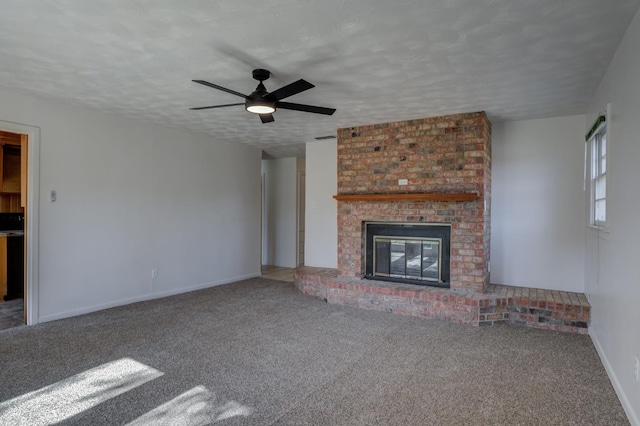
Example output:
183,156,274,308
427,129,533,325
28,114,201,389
192,80,247,99
277,101,336,115
190,103,245,110
265,79,315,102
259,113,275,123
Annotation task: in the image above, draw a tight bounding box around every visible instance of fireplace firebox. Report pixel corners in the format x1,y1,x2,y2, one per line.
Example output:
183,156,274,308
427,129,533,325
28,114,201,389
364,222,450,288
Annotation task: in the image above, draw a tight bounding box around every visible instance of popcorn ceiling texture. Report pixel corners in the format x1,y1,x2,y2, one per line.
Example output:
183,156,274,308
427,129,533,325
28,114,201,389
336,112,491,293
0,0,638,157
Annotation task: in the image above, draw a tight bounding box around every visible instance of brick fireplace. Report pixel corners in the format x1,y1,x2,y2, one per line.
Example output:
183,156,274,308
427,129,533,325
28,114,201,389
293,111,590,334
335,111,492,293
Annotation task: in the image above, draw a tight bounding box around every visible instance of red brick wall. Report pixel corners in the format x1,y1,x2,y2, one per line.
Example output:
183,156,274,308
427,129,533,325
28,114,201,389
336,112,492,293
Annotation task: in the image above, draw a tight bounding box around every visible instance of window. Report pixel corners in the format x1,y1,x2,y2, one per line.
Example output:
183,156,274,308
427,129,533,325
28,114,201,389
589,120,607,227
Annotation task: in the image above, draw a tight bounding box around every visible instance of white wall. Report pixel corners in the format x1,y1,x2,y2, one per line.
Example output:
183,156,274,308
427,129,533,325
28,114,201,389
304,140,337,268
0,87,262,323
262,157,297,267
584,7,640,424
491,115,586,292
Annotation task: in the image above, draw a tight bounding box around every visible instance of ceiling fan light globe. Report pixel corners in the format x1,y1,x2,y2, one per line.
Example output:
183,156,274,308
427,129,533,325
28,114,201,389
246,104,276,114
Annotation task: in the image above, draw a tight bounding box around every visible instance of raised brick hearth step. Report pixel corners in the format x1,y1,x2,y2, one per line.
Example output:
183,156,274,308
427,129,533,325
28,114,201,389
294,267,590,334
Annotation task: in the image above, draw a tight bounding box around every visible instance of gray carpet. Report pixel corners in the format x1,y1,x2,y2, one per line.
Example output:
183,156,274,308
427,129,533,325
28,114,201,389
0,278,629,425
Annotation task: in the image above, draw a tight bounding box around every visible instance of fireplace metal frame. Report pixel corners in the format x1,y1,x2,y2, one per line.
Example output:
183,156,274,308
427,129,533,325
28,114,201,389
363,221,451,288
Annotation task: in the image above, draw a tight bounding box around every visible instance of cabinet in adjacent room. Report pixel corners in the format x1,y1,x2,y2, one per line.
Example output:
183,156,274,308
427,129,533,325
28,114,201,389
1,145,21,193
0,130,26,213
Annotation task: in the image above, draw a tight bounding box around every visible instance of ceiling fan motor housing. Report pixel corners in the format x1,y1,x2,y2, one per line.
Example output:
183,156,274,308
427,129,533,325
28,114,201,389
246,69,275,113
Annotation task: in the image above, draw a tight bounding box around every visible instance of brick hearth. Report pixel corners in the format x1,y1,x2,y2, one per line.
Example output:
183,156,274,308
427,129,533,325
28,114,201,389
295,267,590,334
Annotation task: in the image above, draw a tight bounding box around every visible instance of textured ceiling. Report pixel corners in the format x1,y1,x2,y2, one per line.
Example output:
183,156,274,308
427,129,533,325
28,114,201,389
1,0,638,158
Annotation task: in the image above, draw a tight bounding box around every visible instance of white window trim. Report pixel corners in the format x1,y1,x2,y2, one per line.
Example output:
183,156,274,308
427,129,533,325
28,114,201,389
586,105,611,233
590,126,606,227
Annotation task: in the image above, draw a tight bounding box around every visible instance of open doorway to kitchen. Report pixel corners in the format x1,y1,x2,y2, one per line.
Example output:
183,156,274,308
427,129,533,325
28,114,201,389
0,129,27,329
0,120,40,329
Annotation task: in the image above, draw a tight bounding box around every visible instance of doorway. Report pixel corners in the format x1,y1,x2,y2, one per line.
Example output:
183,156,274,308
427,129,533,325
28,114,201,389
0,129,27,329
0,120,40,328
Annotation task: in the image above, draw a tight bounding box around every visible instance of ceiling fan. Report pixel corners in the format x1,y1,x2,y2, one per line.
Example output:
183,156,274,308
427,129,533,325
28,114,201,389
190,69,336,123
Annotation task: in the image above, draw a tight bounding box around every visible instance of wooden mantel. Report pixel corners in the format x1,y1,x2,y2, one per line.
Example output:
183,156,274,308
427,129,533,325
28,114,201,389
332,193,478,202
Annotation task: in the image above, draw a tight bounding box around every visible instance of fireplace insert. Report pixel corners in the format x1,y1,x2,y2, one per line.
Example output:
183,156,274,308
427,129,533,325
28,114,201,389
364,222,450,288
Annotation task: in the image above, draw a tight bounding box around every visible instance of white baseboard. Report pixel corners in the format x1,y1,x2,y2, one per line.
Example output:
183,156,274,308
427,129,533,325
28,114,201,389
36,272,261,324
590,330,639,426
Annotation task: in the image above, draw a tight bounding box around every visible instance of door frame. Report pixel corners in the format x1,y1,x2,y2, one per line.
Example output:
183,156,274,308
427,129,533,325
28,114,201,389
0,119,40,325
261,171,267,266
296,170,305,267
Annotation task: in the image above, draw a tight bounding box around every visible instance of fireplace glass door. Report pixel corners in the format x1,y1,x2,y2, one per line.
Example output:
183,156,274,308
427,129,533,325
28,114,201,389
374,236,442,282
364,222,450,287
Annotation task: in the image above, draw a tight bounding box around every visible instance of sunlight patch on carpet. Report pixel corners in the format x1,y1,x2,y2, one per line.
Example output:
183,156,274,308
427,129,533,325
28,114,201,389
0,358,163,425
127,385,253,425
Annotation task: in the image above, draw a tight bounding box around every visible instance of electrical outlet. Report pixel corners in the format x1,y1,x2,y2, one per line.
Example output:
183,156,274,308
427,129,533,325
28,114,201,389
151,269,158,279
634,357,639,382
398,179,408,186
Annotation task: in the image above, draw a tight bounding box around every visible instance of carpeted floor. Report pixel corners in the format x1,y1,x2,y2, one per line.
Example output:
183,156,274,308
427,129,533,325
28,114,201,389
0,278,629,425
